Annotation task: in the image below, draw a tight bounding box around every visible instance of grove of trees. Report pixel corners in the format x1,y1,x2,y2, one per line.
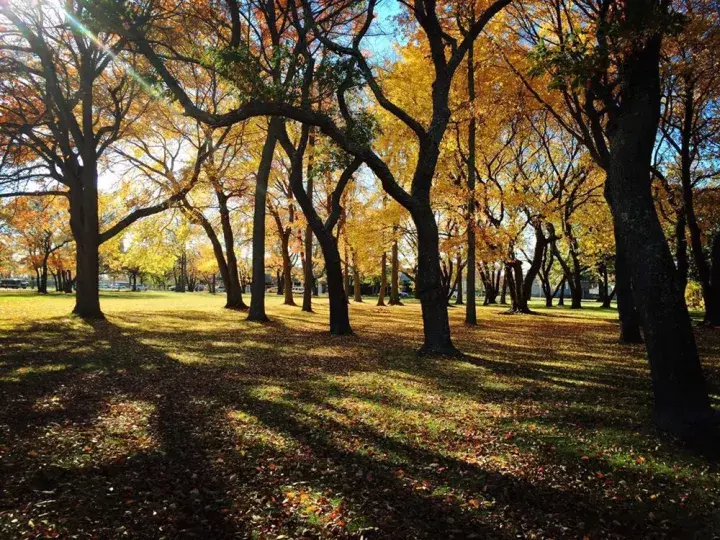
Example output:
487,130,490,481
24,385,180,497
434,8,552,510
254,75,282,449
1,0,719,438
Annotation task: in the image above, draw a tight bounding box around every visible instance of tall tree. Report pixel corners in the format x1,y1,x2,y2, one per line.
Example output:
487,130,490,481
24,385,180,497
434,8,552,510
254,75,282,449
512,0,714,433
115,0,511,355
0,1,194,318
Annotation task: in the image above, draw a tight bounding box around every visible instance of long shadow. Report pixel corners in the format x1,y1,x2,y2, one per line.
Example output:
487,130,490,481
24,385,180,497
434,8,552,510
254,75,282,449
1,311,719,538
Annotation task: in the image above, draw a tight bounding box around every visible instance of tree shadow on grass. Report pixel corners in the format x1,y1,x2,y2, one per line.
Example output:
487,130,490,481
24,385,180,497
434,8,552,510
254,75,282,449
0,312,719,538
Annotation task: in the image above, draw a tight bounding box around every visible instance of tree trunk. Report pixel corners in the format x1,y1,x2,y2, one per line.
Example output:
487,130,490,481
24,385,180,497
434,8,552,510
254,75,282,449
277,270,283,295
455,254,464,305
303,132,315,313
675,212,689,295
614,246,643,342
558,279,565,306
344,245,351,304
605,27,711,434
389,239,403,306
216,193,247,310
707,231,720,325
679,77,716,324
352,251,362,302
64,270,73,293
601,263,612,308
500,272,507,305
38,259,48,294
465,43,477,325
377,251,387,307
69,175,103,318
412,205,458,355
282,235,295,306
305,223,351,334
248,119,281,322
569,251,582,309
283,144,352,335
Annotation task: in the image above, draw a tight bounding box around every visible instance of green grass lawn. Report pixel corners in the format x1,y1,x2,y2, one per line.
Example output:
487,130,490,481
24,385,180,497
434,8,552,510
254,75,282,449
0,291,718,539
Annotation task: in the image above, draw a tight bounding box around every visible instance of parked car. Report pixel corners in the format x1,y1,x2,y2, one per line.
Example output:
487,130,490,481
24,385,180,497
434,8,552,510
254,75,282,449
399,291,410,298
0,278,28,289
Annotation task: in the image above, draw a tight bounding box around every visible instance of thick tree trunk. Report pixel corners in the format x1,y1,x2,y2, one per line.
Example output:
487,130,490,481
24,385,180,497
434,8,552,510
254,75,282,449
248,120,281,322
38,259,48,294
606,30,711,434
377,251,387,307
324,238,352,334
64,270,73,293
544,289,553,307
70,178,103,318
614,246,643,343
277,270,283,295
412,205,458,355
708,231,720,325
389,239,403,306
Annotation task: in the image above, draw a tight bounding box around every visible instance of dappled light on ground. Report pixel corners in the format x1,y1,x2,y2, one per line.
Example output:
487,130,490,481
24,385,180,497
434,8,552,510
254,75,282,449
0,292,718,538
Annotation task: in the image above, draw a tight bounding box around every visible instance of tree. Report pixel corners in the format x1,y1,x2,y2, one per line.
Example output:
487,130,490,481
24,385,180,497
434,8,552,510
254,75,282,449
3,196,71,293
0,1,195,317
113,0,512,355
512,0,714,434
655,0,720,324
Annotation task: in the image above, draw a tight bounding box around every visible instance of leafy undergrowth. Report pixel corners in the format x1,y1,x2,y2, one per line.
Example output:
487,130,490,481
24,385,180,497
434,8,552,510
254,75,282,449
0,292,718,539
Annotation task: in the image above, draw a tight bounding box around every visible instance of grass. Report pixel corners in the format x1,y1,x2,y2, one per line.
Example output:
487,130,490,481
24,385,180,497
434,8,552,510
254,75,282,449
0,290,718,539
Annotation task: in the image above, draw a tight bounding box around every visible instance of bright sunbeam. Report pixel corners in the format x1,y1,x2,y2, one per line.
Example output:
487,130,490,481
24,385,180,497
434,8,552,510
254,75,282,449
56,2,161,99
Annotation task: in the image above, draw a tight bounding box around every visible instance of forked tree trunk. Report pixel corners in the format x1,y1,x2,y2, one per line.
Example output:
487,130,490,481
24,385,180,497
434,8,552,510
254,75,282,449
303,221,350,334
282,134,353,335
606,24,712,435
679,78,717,324
217,194,247,310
